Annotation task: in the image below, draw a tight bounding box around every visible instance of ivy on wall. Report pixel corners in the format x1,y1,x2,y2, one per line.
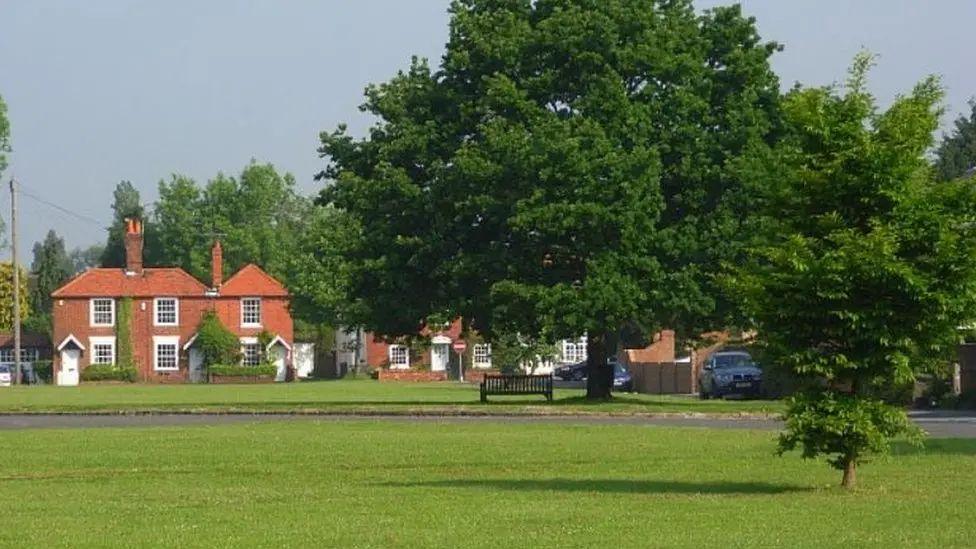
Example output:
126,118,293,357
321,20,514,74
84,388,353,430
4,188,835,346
116,297,135,370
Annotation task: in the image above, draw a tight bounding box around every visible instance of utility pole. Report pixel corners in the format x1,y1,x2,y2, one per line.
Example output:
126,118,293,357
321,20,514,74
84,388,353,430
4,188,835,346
9,178,21,385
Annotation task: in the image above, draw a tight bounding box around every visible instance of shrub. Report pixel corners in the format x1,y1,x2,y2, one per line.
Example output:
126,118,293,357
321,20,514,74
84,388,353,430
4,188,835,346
196,311,242,367
81,364,138,382
31,360,53,383
208,364,277,377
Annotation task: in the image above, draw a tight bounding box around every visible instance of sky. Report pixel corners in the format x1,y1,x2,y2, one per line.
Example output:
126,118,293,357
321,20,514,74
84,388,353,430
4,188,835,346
1,0,975,260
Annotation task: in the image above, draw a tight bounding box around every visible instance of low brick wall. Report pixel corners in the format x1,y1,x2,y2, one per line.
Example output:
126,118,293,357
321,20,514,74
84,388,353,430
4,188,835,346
209,374,276,384
629,362,694,394
377,369,448,382
462,368,501,384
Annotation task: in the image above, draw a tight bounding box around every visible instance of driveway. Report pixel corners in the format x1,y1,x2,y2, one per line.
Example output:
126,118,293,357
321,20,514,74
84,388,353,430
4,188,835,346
0,411,973,437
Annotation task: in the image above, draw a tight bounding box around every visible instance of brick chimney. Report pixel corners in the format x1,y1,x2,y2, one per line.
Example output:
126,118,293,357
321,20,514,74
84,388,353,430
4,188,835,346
124,218,144,275
211,240,223,289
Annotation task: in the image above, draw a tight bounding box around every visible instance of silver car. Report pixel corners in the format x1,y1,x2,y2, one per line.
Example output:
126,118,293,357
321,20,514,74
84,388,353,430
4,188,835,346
699,351,763,399
0,364,11,387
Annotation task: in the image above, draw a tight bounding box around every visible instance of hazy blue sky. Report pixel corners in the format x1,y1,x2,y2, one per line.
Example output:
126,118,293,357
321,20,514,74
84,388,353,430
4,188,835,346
2,1,975,258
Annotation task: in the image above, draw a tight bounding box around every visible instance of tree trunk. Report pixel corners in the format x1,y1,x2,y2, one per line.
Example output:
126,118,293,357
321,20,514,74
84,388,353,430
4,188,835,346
585,332,613,401
841,458,856,490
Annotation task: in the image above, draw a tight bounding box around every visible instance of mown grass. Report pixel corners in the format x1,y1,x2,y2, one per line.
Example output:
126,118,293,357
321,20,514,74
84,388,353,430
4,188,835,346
0,420,971,548
0,378,782,416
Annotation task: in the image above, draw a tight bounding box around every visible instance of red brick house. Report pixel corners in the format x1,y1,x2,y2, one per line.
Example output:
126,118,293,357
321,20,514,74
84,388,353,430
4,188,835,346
51,219,293,385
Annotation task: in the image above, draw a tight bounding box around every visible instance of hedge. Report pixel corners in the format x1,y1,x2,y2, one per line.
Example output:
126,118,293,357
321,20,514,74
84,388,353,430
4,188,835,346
81,364,138,382
208,364,277,377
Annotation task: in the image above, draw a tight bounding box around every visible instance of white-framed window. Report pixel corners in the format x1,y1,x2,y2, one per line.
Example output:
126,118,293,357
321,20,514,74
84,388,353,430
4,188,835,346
241,297,262,327
389,345,410,369
473,343,492,368
89,336,116,365
242,343,262,366
0,348,39,363
154,298,179,326
153,336,180,371
90,298,115,326
562,336,588,364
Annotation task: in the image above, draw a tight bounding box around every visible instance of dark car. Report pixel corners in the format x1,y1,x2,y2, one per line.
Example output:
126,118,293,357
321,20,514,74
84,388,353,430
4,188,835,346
612,364,633,392
699,351,762,399
554,361,587,381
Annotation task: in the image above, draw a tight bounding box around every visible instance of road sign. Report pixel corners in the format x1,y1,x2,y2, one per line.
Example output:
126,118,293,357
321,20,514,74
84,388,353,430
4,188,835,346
452,340,467,354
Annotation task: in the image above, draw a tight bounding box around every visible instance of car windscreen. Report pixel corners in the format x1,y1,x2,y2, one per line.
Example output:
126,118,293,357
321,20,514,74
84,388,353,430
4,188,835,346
713,354,754,369
0,365,9,374
613,364,628,375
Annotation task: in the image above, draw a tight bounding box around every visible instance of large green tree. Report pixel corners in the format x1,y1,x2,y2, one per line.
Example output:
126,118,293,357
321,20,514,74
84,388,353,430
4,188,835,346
735,56,976,488
934,98,976,181
26,230,72,334
68,244,105,274
315,0,781,398
152,162,310,284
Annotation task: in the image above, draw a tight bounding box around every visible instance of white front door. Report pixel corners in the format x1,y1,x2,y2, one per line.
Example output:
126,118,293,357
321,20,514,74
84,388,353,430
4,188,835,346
431,344,449,372
272,346,288,382
188,349,204,383
59,349,80,386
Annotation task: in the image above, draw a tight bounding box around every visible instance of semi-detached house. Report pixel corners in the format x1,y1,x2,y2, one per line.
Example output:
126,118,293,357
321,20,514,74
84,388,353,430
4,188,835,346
51,219,293,385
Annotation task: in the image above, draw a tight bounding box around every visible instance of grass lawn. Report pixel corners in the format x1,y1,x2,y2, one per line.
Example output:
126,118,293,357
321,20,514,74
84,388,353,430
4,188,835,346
0,419,971,548
0,379,782,416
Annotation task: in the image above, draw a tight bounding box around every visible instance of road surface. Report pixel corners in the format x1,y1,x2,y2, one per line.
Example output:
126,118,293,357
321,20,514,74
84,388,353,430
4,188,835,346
0,411,973,437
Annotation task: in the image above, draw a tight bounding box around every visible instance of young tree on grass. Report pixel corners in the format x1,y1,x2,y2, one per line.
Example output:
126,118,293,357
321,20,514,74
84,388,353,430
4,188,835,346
735,55,976,489
316,0,782,399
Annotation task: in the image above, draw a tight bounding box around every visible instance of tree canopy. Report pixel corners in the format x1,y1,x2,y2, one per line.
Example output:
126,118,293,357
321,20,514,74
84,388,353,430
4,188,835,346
734,55,976,488
315,0,781,397
152,162,310,285
26,230,72,334
100,180,152,268
0,92,10,178
934,98,976,181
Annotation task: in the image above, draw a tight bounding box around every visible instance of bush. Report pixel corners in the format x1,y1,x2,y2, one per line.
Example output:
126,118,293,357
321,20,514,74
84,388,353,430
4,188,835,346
81,364,138,382
32,360,53,383
208,364,277,377
196,311,242,367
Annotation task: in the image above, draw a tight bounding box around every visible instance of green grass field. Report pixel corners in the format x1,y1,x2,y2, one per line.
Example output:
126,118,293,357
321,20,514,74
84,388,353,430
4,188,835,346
0,379,782,416
0,419,971,548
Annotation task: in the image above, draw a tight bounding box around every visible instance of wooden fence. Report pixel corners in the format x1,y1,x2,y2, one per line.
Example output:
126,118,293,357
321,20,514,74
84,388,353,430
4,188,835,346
627,361,694,395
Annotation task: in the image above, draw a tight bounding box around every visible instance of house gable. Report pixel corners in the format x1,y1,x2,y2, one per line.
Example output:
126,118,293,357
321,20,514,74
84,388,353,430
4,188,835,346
219,264,288,297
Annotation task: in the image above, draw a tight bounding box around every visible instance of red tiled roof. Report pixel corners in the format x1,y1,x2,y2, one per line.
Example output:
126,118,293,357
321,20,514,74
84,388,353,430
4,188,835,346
51,268,210,298
219,264,289,297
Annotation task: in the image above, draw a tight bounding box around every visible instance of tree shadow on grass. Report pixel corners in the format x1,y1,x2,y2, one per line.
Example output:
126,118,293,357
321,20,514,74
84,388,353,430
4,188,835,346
891,438,976,457
381,478,809,495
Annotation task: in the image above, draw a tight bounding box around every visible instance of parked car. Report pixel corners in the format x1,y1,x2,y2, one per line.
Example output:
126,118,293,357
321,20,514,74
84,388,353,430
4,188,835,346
613,364,633,392
0,364,11,387
554,361,587,381
699,350,762,399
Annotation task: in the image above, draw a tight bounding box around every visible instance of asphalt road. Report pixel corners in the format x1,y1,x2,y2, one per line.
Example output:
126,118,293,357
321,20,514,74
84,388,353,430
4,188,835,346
0,411,973,437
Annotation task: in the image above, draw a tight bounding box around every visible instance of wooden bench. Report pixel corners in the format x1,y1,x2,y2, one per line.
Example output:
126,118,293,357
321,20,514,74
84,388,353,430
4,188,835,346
480,374,553,403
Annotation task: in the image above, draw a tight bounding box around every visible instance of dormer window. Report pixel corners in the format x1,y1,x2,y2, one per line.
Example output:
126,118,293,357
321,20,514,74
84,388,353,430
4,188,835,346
241,297,262,327
90,298,115,327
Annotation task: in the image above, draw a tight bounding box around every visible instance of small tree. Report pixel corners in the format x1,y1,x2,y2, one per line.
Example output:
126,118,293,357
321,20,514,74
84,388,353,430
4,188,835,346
736,55,976,488
196,311,241,367
0,263,30,331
